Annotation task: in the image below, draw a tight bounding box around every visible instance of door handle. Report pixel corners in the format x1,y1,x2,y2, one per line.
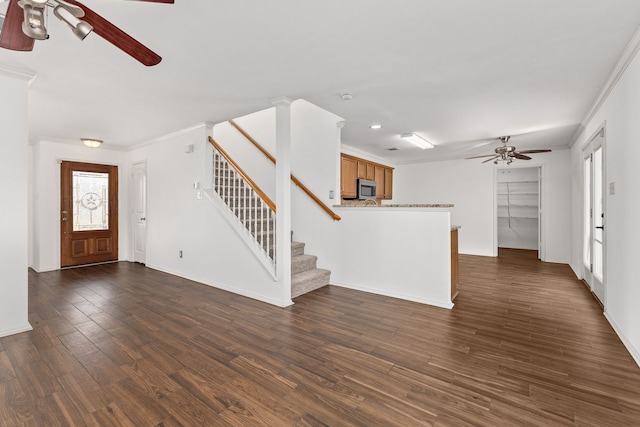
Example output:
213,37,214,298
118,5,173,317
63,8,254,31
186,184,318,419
62,217,68,222
140,217,146,221
595,226,604,229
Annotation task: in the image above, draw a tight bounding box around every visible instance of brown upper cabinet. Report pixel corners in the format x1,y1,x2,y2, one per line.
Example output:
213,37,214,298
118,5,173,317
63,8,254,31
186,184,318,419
341,155,358,198
341,153,394,200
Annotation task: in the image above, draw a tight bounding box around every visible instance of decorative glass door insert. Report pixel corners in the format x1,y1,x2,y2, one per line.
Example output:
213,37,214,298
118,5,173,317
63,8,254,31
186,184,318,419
73,171,110,231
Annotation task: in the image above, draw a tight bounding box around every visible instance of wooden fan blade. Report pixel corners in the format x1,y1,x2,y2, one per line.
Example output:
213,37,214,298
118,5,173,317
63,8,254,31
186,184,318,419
513,153,532,160
0,0,35,51
65,0,162,66
465,154,498,159
482,155,499,164
516,149,552,154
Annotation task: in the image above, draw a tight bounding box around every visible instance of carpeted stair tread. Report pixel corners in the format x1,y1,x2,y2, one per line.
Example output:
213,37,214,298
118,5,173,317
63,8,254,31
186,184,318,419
291,268,330,298
291,254,318,275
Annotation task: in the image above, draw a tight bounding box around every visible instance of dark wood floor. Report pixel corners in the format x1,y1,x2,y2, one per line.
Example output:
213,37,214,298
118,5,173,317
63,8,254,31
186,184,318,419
2,249,640,426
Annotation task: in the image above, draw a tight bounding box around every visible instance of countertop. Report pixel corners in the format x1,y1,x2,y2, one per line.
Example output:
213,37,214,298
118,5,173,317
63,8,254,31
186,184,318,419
336,201,454,208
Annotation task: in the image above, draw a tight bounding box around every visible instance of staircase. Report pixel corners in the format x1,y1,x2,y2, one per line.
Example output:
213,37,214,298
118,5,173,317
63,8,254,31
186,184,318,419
291,240,331,298
211,144,330,298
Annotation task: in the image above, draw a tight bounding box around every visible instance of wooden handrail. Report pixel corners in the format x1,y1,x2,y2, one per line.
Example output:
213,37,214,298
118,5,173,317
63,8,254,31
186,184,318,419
228,120,341,221
208,136,276,213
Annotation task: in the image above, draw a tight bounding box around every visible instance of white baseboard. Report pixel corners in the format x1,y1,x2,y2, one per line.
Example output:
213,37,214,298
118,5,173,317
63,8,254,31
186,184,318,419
0,323,33,338
332,281,454,310
604,311,640,368
145,264,293,308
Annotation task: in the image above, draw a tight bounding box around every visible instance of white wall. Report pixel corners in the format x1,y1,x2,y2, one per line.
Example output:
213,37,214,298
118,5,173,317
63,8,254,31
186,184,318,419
213,99,343,210
391,150,571,263
128,125,287,306
30,141,129,272
213,109,276,200
0,71,31,337
570,43,640,365
392,159,494,256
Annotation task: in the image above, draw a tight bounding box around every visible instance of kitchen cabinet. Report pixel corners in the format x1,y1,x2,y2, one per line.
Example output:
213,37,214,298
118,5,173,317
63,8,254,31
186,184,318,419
384,168,393,199
374,165,385,198
341,155,357,198
451,227,459,301
340,154,394,200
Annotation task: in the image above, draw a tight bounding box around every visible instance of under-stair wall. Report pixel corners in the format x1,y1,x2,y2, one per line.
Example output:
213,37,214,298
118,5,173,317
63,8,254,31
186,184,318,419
128,123,290,307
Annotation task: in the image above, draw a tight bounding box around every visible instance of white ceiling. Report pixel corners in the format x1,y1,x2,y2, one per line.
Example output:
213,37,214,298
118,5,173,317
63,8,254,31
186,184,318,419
1,0,640,164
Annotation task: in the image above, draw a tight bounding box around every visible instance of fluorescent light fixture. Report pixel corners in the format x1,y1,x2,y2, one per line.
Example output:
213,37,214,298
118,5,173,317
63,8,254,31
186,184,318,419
82,138,103,148
370,124,382,129
400,132,434,149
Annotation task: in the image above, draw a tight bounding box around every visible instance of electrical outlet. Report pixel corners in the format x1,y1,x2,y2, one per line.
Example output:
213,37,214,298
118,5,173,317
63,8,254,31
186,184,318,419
329,190,334,199
179,250,183,258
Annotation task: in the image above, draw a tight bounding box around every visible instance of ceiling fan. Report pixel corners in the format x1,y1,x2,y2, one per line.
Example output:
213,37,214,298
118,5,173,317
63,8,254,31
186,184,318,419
465,136,552,165
0,0,173,66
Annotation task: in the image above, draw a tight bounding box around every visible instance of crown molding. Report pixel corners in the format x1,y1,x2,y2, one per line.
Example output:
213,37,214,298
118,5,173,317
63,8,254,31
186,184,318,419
568,24,640,147
0,64,37,86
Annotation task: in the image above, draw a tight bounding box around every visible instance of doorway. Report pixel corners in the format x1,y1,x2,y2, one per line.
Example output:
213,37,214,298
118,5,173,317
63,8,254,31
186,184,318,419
60,161,118,267
497,167,541,257
132,162,147,264
583,129,605,304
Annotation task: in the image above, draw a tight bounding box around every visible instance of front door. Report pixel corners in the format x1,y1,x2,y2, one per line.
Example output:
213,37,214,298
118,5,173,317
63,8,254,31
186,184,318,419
61,161,118,267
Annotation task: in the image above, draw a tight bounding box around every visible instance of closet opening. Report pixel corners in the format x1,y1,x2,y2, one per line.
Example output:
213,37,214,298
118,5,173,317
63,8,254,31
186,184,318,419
496,167,541,259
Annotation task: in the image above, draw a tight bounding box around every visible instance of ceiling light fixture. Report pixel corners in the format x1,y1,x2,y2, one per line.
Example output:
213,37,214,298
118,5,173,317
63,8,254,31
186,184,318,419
341,93,353,101
400,132,434,149
370,124,382,129
19,0,49,40
82,138,103,148
52,0,93,40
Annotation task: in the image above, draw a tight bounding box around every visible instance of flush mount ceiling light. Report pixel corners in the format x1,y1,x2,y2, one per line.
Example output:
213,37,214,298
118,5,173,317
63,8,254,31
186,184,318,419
400,132,434,149
370,124,382,129
341,93,353,101
82,138,103,148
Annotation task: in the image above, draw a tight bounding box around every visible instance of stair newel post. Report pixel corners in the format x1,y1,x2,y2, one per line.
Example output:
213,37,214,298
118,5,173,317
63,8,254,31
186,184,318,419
272,96,293,304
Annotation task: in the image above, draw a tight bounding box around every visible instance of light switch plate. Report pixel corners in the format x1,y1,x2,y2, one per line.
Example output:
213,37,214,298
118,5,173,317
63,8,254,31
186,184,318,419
609,181,616,195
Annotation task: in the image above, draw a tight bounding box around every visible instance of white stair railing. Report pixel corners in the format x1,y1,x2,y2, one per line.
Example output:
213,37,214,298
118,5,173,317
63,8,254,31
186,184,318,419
208,137,276,272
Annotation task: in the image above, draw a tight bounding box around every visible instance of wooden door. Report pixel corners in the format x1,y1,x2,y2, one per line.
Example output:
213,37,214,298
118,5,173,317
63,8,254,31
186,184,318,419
132,162,147,264
61,161,118,267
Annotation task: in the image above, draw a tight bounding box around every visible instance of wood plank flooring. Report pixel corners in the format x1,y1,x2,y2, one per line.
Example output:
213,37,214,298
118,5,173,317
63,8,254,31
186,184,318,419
2,249,640,425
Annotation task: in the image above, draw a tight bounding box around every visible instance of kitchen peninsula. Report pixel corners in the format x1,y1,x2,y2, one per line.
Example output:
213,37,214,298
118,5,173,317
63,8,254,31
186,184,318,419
323,203,458,309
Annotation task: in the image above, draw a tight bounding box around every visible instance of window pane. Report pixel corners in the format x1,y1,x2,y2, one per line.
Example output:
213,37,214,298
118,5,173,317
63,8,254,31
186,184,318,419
583,156,591,267
73,171,109,231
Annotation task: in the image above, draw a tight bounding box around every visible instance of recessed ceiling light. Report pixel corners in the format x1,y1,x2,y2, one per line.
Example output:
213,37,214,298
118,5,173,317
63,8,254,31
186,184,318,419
341,93,353,101
370,124,382,129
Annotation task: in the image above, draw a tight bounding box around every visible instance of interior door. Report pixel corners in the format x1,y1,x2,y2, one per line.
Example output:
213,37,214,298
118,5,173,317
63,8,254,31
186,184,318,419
61,161,118,267
583,131,605,304
132,162,147,264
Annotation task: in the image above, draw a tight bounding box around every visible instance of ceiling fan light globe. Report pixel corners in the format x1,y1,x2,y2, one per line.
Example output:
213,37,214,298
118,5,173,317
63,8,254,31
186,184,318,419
73,21,92,40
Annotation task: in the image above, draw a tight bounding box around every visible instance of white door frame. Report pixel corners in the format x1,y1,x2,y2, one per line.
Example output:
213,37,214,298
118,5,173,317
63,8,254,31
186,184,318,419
493,163,545,260
131,161,147,264
582,126,606,305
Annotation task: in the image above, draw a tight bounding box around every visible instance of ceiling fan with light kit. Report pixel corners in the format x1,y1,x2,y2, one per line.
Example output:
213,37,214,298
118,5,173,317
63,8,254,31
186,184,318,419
465,136,552,165
0,0,173,66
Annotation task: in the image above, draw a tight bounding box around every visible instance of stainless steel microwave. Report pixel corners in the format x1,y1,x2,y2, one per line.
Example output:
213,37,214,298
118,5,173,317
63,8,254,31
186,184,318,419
357,179,377,201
